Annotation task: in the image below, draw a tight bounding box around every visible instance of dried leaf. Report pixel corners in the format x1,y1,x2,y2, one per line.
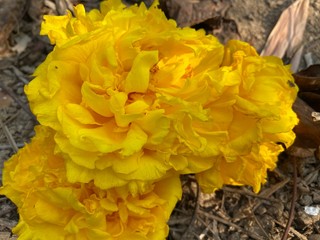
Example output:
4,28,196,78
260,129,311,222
290,45,304,73
11,33,31,54
261,0,309,71
293,64,320,92
299,92,320,112
292,97,320,148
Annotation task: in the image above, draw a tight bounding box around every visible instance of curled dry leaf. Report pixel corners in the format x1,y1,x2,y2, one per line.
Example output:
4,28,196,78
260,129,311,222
294,64,320,111
260,0,309,72
291,65,320,151
292,97,320,149
299,92,320,112
293,64,320,92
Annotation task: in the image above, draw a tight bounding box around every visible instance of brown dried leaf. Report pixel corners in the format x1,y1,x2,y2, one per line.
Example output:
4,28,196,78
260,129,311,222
293,64,320,92
261,0,309,71
299,92,320,112
294,64,320,111
292,97,320,148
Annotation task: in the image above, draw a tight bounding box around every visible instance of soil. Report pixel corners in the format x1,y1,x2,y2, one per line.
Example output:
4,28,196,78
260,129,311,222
0,0,319,239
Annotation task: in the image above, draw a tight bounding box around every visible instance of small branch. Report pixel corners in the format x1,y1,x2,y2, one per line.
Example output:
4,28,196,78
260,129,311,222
281,157,298,240
0,118,18,152
253,178,290,212
223,186,281,203
0,205,16,218
181,181,200,239
197,217,221,240
0,80,36,122
199,210,262,240
274,219,307,240
0,143,25,150
252,213,271,239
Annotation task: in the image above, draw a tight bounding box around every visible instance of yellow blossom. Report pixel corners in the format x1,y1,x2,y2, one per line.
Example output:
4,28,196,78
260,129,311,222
25,0,225,190
24,0,298,194
0,126,182,240
196,40,298,193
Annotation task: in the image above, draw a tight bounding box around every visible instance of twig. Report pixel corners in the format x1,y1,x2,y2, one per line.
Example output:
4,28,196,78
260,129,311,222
181,180,200,239
223,186,281,203
0,118,18,152
281,157,298,240
168,216,191,225
0,205,16,218
168,227,186,233
171,208,190,214
252,213,271,240
274,219,307,240
258,178,290,198
220,189,226,213
0,143,24,150
3,109,21,125
199,210,262,240
197,217,221,240
9,66,30,85
0,80,36,122
0,218,17,229
252,178,290,212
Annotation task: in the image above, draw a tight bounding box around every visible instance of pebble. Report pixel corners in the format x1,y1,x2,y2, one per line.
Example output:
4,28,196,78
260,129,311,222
255,206,267,215
304,206,320,216
299,194,313,206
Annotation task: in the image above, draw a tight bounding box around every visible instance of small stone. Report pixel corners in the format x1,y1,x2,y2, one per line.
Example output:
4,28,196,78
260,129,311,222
255,206,267,215
299,194,313,206
304,206,320,216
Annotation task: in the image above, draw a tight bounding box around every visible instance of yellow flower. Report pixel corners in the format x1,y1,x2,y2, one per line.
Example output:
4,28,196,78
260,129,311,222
25,0,225,190
25,0,298,194
196,40,298,193
0,126,182,240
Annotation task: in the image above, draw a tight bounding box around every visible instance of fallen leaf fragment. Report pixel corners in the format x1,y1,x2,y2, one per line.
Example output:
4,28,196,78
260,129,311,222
261,0,309,72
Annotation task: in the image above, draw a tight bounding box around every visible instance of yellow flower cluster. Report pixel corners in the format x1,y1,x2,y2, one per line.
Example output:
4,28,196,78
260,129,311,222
27,0,225,191
0,0,298,239
196,40,298,192
1,126,181,239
